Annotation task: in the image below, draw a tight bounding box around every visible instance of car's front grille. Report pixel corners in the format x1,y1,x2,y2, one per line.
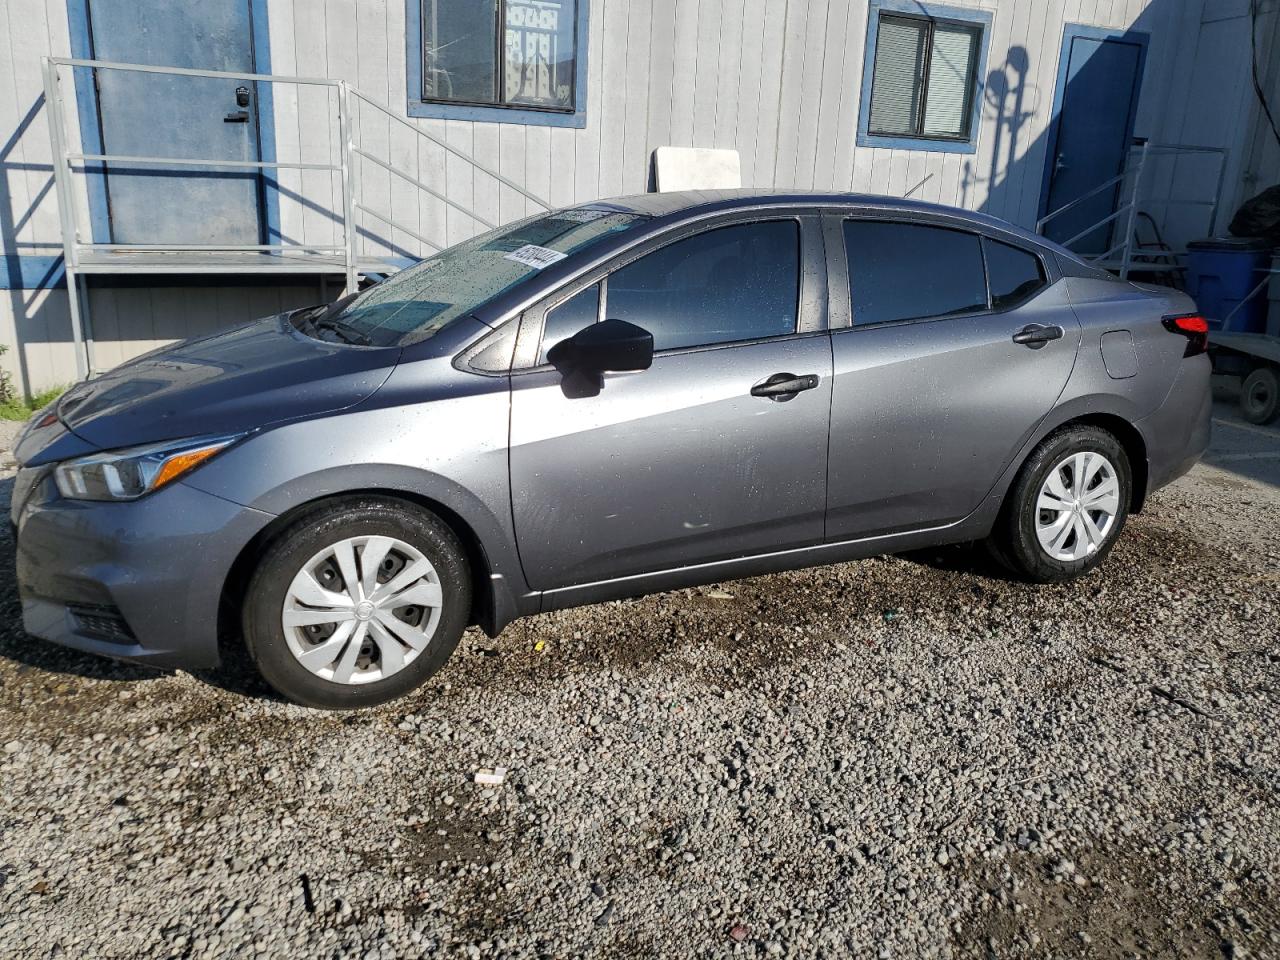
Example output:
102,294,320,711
68,603,136,646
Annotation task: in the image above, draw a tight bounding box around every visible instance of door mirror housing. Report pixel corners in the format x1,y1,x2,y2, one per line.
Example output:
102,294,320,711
551,319,654,374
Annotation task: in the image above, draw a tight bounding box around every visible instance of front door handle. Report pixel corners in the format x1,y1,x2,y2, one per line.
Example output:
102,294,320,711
223,110,250,123
750,372,820,401
1012,323,1065,349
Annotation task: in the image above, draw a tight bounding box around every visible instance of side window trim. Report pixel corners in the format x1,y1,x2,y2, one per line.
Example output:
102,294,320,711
826,211,1054,331
513,211,826,371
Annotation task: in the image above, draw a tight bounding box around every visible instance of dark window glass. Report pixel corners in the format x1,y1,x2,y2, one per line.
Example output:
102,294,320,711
540,282,598,363
868,14,981,141
423,0,577,111
844,220,987,325
985,238,1047,310
606,221,800,352
424,0,498,103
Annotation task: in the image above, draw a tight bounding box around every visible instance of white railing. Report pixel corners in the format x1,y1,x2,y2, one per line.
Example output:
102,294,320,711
1036,141,1228,281
42,56,553,376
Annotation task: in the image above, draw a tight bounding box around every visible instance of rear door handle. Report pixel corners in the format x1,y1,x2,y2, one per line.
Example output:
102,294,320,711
1012,323,1065,349
750,372,820,401
223,110,250,123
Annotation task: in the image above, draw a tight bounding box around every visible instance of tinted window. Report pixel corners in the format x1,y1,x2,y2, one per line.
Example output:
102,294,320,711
986,238,1047,309
844,220,987,325
606,221,800,351
540,282,598,363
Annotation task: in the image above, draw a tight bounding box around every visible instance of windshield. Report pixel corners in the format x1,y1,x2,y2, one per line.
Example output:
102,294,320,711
300,208,649,347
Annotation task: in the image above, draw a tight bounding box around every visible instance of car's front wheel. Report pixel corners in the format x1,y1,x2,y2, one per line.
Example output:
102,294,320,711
988,425,1132,583
243,498,471,709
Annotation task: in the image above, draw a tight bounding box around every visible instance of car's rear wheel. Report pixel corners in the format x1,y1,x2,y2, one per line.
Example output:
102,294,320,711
988,425,1132,583
1241,365,1279,425
243,498,471,709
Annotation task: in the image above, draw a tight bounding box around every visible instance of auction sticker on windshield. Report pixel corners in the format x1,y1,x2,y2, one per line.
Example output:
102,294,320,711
504,244,569,270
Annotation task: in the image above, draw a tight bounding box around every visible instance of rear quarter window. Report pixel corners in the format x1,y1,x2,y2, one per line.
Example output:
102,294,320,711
985,238,1047,309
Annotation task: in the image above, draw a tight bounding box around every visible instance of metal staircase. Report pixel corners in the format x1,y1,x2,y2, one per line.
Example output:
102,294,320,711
42,56,552,378
1036,139,1228,282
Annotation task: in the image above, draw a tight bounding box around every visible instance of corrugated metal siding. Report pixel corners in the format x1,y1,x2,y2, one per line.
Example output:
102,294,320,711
2,0,1275,390
266,0,1213,259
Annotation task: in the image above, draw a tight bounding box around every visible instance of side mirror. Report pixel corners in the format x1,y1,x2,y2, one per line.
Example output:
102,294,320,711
551,318,654,374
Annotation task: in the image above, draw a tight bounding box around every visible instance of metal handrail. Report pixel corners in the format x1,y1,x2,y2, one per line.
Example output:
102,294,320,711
352,147,496,228
87,242,346,252
69,153,341,172
353,203,441,252
1037,141,1230,281
42,55,560,379
349,87,552,211
46,56,339,87
1059,203,1134,250
1035,170,1128,233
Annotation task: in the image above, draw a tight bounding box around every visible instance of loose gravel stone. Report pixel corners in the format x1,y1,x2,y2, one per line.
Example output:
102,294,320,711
0,405,1277,958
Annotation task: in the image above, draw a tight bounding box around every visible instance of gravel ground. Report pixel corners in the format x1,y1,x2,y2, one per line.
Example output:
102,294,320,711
0,399,1277,959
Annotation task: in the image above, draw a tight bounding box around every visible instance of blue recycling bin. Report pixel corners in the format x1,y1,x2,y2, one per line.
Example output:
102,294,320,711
1185,238,1273,333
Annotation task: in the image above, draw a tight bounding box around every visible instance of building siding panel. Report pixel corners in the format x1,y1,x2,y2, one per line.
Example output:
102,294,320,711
5,0,1277,391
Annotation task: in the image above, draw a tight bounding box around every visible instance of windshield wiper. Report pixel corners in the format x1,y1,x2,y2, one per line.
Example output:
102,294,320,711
312,316,371,346
290,304,371,346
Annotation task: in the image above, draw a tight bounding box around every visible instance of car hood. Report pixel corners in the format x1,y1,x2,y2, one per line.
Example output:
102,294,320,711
21,314,401,465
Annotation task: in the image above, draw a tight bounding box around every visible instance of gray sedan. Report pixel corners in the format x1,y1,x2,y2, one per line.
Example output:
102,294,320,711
11,191,1211,708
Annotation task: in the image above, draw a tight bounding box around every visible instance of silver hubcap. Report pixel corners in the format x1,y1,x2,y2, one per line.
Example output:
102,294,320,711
282,535,443,685
1035,451,1121,562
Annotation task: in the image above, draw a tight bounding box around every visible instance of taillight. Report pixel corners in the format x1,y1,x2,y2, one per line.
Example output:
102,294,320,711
1162,313,1208,357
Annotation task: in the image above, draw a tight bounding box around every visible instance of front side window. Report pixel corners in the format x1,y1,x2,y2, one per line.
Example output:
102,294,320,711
422,0,578,112
606,221,801,352
844,220,987,325
858,3,989,152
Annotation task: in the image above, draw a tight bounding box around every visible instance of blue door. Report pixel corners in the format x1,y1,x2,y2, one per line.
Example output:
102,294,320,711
86,0,264,245
1041,28,1147,255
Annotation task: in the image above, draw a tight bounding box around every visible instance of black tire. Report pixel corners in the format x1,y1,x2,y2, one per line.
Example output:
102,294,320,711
1241,365,1280,425
243,498,472,709
987,425,1132,584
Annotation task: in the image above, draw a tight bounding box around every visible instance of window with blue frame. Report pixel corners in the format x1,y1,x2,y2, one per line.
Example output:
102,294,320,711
858,1,990,153
408,0,589,127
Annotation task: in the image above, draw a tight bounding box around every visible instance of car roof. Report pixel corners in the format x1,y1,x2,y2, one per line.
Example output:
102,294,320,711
571,188,1048,244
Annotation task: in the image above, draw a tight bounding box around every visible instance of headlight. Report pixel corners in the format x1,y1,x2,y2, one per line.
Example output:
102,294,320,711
54,434,242,502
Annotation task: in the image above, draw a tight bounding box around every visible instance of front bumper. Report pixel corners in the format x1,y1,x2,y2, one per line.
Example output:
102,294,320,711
13,469,274,670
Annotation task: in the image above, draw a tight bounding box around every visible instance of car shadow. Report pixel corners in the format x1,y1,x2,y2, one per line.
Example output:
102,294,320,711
895,540,1010,579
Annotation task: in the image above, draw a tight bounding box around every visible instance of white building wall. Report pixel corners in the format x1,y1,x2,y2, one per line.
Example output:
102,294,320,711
5,0,1275,392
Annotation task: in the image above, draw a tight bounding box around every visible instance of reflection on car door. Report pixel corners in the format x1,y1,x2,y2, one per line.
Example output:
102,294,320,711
825,216,1080,540
509,216,834,591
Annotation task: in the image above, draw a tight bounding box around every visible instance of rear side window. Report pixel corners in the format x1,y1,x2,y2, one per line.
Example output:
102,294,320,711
844,220,987,325
985,238,1047,309
606,221,800,351
540,282,599,363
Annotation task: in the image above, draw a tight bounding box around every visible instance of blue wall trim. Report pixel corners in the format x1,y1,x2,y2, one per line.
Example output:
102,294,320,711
1036,22,1150,222
65,0,110,243
856,0,993,155
1,255,66,290
249,0,281,243
405,0,590,128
